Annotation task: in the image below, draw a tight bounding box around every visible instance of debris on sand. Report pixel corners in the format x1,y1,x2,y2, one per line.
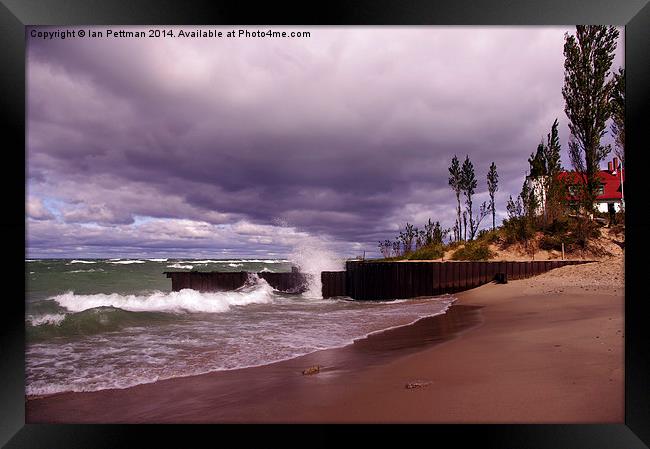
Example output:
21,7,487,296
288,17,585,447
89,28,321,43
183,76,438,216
302,365,321,375
405,380,432,389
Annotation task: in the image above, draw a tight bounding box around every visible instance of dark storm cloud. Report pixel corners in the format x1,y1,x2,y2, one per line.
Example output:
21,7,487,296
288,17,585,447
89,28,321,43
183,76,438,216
26,26,624,257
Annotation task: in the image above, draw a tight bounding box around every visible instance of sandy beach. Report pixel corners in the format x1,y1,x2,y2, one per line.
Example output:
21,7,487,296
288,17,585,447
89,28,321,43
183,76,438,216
26,255,624,423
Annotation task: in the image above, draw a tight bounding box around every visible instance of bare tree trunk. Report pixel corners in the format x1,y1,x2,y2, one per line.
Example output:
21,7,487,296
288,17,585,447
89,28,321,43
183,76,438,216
463,212,467,242
456,193,462,241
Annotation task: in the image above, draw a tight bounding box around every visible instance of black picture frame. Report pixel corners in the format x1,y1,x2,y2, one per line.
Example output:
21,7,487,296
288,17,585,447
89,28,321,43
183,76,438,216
2,0,649,447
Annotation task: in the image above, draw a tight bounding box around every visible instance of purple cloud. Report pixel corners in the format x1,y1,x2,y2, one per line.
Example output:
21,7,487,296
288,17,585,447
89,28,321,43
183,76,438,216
26,26,624,258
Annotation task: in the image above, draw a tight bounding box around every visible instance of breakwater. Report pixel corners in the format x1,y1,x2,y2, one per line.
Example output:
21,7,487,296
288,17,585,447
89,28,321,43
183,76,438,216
165,269,309,293
164,259,592,300
321,260,591,300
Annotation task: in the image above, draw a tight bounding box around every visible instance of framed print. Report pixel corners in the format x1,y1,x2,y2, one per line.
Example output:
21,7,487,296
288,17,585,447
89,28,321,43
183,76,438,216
2,0,649,447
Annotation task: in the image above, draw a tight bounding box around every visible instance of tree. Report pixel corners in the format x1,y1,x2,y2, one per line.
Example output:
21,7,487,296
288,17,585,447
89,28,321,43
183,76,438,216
378,240,392,258
562,25,619,212
448,155,463,241
544,119,562,176
520,179,539,220
610,67,625,166
503,180,538,246
469,202,490,240
528,142,547,178
504,195,526,243
424,218,435,245
543,119,565,224
399,223,416,253
462,212,468,241
460,155,478,240
527,120,564,226
415,228,426,250
487,162,499,231
424,218,448,246
452,219,460,243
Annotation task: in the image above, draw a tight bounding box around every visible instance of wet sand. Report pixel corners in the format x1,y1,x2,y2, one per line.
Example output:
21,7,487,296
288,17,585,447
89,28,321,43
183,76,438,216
26,258,624,423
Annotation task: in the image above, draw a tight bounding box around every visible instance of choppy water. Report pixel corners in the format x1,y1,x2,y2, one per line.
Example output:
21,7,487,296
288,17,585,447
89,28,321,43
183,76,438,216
25,258,453,396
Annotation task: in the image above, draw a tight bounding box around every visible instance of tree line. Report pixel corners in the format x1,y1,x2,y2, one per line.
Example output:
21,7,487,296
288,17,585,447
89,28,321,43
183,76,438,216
448,156,498,243
377,25,624,259
378,219,449,258
502,25,624,250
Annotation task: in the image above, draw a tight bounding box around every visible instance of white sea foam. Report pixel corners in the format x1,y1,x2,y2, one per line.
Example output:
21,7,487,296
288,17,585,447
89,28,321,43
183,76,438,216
147,258,168,262
110,260,146,265
166,263,193,269
69,260,96,264
67,269,105,274
228,263,243,267
174,259,289,264
51,280,276,314
27,313,66,326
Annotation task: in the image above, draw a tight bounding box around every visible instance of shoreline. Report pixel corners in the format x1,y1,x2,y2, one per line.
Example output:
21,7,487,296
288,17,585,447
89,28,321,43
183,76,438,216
26,257,624,423
24,295,459,400
25,303,484,422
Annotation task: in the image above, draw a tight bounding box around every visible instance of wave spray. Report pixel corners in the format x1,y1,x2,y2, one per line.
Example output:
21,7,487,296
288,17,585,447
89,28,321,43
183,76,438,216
287,235,345,298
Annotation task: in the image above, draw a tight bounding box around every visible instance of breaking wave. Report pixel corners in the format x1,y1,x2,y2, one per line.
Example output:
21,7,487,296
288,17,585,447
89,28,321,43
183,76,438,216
67,268,105,274
166,263,193,269
52,280,275,314
26,278,278,340
26,307,177,341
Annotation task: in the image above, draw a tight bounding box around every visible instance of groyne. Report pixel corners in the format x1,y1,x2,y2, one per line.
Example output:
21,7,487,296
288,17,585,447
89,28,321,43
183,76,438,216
164,268,309,293
164,259,592,300
321,260,592,299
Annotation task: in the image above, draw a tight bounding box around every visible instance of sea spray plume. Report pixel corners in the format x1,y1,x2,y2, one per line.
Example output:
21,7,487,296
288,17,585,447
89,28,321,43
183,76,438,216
287,235,344,298
269,217,345,298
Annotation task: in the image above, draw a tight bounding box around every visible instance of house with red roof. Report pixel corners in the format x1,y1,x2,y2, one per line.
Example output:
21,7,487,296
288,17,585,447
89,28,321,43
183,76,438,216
527,157,625,215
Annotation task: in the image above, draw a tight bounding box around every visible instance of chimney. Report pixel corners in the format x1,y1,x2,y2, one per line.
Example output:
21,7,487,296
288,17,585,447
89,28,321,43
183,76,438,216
608,161,613,173
613,157,619,171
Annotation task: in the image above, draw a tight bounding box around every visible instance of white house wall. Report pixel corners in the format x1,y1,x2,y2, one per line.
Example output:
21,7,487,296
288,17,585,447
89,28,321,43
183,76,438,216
596,202,622,213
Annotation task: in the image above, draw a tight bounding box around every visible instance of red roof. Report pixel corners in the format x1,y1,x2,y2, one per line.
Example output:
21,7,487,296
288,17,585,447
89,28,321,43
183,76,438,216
557,169,624,201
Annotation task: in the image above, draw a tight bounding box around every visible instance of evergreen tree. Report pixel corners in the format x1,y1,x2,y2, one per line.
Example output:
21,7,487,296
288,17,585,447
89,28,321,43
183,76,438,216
487,162,499,231
460,155,478,240
544,119,562,175
543,119,565,224
610,67,625,165
528,142,547,178
562,25,619,212
448,155,463,241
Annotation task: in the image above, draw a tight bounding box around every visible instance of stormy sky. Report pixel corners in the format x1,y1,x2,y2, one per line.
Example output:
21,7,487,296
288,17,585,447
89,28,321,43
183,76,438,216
26,26,624,259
